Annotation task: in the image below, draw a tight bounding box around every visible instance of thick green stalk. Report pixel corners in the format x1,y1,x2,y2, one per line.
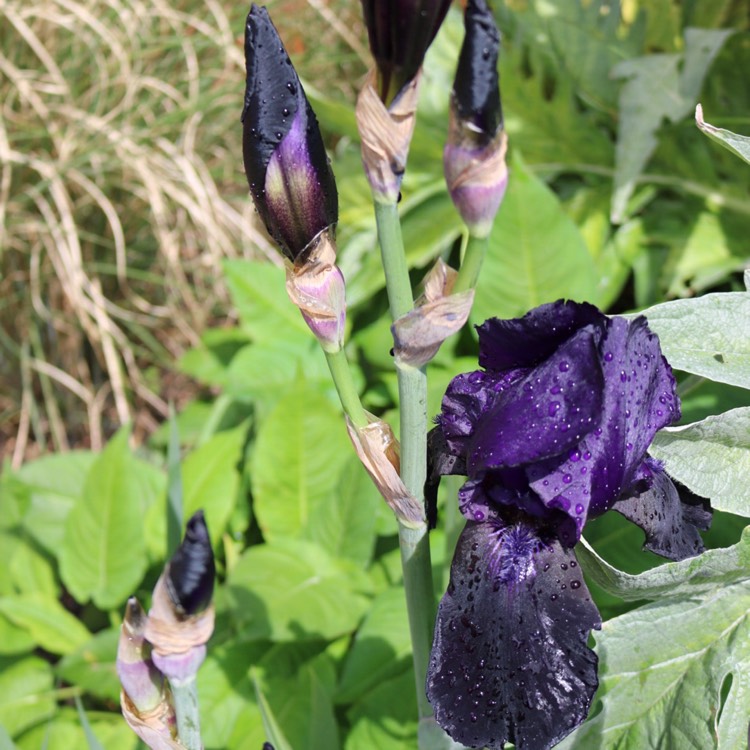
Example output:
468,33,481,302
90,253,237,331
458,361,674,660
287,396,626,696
374,199,435,724
325,347,368,429
453,233,488,294
171,676,202,750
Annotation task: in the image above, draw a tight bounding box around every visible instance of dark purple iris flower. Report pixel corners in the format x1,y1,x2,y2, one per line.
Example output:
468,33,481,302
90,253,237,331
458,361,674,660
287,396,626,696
166,511,215,616
361,0,452,104
242,5,338,261
425,300,711,750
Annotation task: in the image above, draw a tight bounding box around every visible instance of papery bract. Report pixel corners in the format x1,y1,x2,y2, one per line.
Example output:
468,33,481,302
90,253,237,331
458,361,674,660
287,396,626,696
242,4,337,260
426,300,709,750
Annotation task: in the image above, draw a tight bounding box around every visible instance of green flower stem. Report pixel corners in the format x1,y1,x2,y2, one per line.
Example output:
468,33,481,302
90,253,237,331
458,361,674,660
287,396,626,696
324,348,368,429
374,199,436,724
453,233,488,294
171,675,202,750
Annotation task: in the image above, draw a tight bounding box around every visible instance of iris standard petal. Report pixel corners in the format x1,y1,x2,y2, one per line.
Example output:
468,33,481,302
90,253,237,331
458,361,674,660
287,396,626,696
613,462,711,560
468,326,604,474
427,519,600,750
477,300,605,373
453,0,502,141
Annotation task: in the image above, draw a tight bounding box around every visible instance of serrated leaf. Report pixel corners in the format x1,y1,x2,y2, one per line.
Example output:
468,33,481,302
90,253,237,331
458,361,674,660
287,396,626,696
638,292,750,388
577,527,750,602
611,29,732,222
696,103,750,166
650,408,750,516
557,572,750,749
0,595,90,656
226,539,371,642
251,382,351,542
336,587,411,704
59,430,153,609
471,153,598,324
223,260,310,344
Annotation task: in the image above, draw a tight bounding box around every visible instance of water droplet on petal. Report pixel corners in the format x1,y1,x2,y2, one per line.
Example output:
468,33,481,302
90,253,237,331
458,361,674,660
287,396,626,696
559,361,570,372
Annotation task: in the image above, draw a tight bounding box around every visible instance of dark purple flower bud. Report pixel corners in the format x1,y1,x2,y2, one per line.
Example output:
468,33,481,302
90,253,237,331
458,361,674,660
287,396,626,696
166,510,215,616
361,0,452,104
425,300,711,749
453,0,502,142
444,0,507,236
242,5,338,261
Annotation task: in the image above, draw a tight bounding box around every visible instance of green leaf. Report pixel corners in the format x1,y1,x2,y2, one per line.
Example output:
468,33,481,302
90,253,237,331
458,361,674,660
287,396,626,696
610,29,733,221
650,408,750,516
15,710,135,750
0,724,18,750
251,382,351,542
166,405,183,557
0,656,54,737
558,565,750,749
336,587,411,704
471,153,598,324
226,539,371,642
16,452,96,555
306,455,380,567
59,429,154,609
345,669,417,750
638,292,750,389
56,629,121,703
696,103,750,166
577,526,750,602
0,595,90,656
74,697,105,750
251,669,293,750
223,259,310,344
9,538,57,599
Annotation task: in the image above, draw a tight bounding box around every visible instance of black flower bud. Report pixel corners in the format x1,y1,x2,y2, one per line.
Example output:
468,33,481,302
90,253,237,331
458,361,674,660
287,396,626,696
242,5,338,261
166,510,215,616
361,0,452,105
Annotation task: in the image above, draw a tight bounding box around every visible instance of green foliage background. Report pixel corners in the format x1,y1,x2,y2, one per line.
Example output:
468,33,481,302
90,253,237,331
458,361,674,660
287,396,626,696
1,0,750,748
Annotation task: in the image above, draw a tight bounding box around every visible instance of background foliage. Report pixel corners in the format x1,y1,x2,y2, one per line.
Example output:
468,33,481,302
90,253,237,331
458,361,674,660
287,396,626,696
1,0,749,748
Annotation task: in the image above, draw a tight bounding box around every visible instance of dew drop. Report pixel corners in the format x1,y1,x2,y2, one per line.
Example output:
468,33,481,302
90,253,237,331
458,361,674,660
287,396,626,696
548,401,561,416
562,473,572,484
559,361,570,372
575,503,584,514
604,351,614,362
570,580,581,590
569,450,581,462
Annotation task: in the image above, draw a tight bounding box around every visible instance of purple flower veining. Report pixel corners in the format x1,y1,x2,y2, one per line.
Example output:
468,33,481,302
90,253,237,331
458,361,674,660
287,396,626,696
425,300,711,750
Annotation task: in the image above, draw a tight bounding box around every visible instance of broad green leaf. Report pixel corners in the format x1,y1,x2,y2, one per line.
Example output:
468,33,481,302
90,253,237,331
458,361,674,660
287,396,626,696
223,260,310,344
696,103,750,166
336,587,411,704
182,424,245,546
226,539,371,642
59,430,152,610
345,669,417,750
15,710,136,750
0,595,90,656
558,573,750,749
471,153,598,325
577,526,750,602
251,381,351,542
307,455,380,567
611,29,732,222
650,408,750,516
9,540,57,600
56,629,121,703
0,656,54,737
638,292,750,389
16,451,95,554
0,614,35,656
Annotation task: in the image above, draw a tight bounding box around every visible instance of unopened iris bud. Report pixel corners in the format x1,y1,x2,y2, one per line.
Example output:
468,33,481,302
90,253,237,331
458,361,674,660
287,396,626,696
145,511,215,683
242,4,338,261
361,0,452,106
444,0,508,237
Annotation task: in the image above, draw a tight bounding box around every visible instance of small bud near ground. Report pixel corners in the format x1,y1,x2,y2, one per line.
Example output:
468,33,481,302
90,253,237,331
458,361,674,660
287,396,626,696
444,0,508,237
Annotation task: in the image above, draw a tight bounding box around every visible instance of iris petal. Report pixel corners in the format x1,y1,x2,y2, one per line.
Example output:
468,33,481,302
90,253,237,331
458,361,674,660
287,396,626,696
427,520,600,750
477,300,605,373
614,463,711,561
469,327,604,474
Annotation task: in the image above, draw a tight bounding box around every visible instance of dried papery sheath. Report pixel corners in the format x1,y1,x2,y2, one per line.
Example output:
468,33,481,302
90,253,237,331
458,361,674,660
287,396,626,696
242,4,337,261
361,0,452,105
118,598,180,750
145,511,215,682
285,228,346,352
391,259,474,367
356,69,420,204
444,0,508,237
345,412,424,526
